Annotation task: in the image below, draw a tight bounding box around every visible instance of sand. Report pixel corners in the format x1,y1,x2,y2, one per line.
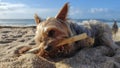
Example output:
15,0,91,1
0,26,120,68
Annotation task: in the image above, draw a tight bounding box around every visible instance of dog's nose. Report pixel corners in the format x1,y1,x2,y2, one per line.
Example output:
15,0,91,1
44,45,52,51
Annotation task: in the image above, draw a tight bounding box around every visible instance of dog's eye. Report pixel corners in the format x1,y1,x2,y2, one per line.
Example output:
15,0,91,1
48,30,55,37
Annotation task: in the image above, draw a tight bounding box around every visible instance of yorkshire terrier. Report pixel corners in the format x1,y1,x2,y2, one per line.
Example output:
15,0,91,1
15,3,119,60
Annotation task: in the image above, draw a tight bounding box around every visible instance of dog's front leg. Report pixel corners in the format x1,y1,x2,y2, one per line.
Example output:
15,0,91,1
25,45,41,53
14,46,32,55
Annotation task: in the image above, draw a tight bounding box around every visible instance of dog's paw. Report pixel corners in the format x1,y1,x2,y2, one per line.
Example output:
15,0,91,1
14,46,31,55
85,37,94,47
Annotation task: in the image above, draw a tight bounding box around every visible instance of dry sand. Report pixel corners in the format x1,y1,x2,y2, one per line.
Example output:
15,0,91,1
0,26,120,68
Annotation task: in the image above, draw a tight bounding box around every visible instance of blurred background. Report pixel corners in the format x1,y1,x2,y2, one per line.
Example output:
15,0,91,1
0,0,120,26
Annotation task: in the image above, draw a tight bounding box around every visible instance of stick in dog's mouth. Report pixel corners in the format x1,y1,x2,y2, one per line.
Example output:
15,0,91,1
57,33,87,47
26,33,88,53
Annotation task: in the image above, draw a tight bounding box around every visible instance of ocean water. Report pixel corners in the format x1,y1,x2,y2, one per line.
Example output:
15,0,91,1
0,19,36,26
0,19,120,27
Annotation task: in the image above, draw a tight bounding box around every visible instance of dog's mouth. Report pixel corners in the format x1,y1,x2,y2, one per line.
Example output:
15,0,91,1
41,37,74,58
44,44,69,52
42,44,73,59
43,37,69,52
35,37,74,61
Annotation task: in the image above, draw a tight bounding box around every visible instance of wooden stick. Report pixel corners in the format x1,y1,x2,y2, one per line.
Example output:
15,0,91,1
26,43,44,53
26,33,87,53
57,33,87,47
26,46,41,53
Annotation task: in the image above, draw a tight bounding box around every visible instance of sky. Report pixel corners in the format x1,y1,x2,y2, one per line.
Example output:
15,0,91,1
0,0,120,19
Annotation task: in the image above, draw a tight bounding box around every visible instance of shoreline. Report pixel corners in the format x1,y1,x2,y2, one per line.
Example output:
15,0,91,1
0,25,36,28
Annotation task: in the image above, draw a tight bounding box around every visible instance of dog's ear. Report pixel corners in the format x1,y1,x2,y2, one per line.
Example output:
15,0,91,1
55,3,69,21
34,14,41,25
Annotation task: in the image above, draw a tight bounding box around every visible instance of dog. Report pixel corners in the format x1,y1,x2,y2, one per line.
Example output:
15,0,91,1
15,3,119,60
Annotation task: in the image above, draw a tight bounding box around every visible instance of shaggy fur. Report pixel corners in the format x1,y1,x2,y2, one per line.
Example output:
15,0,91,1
35,18,119,59
15,3,119,60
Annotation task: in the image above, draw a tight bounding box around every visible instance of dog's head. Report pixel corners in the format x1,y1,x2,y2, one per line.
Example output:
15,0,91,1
34,3,73,53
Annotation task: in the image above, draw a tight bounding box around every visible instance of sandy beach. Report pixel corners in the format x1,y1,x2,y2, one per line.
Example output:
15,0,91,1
0,26,120,68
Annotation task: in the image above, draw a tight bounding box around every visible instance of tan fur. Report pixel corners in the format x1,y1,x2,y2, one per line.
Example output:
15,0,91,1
15,3,119,60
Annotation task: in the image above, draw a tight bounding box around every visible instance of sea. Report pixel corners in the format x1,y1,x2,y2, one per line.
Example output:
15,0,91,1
0,19,120,27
